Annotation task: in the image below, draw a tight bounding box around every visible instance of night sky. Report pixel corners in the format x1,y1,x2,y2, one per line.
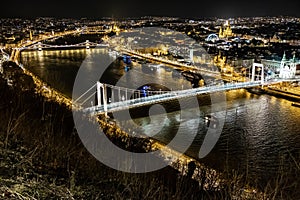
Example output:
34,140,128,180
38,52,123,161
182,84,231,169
1,0,299,18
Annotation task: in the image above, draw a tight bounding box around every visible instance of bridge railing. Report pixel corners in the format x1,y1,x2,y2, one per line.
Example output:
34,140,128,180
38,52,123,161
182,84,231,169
82,81,264,114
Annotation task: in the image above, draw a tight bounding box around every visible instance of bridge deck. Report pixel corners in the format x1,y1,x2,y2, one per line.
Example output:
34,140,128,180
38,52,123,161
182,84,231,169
83,81,263,114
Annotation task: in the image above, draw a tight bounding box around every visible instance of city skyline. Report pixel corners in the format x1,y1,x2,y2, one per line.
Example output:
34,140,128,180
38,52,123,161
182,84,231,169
1,0,300,18
1,5,300,199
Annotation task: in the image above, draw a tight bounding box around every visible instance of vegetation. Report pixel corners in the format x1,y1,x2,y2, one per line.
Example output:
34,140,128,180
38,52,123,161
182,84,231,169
0,61,299,199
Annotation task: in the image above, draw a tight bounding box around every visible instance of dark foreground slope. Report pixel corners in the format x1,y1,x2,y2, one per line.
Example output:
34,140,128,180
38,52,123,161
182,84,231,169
1,61,298,199
0,62,231,199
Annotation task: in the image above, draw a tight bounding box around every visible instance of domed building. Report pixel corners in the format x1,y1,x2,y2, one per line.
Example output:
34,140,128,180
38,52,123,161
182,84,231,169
219,20,234,39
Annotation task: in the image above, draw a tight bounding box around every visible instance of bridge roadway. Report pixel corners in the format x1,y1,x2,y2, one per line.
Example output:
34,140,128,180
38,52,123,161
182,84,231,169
17,28,111,50
9,29,112,62
83,81,264,114
17,30,81,49
9,30,82,62
19,42,109,51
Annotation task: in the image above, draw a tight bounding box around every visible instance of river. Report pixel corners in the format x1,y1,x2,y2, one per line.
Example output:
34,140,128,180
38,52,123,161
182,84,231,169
20,48,300,189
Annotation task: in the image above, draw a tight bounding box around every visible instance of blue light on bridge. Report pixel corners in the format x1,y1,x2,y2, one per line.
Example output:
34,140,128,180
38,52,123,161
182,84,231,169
141,86,151,97
122,55,132,64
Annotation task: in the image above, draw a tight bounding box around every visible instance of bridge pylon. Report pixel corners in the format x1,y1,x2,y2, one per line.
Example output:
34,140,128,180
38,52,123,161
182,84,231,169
252,63,264,86
38,42,42,51
96,81,108,113
86,40,90,49
96,81,102,106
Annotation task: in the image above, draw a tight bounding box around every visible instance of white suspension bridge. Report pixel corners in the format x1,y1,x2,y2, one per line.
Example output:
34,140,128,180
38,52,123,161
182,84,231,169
73,58,290,115
1,45,298,116
2,28,298,116
74,78,285,115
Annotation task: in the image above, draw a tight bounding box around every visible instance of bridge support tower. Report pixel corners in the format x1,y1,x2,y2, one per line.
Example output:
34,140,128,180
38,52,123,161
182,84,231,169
86,40,90,49
252,63,264,85
38,42,42,51
96,81,108,113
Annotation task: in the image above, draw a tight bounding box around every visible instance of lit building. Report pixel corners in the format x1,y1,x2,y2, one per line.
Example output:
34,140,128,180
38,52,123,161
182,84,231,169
214,51,226,68
110,24,120,35
261,52,300,79
219,20,234,39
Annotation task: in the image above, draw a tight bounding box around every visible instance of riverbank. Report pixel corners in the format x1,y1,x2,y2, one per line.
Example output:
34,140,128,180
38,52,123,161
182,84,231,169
247,83,300,103
1,60,290,199
0,61,230,199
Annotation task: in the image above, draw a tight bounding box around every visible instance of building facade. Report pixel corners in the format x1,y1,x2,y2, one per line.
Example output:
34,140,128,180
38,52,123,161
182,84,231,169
261,52,300,79
219,21,234,39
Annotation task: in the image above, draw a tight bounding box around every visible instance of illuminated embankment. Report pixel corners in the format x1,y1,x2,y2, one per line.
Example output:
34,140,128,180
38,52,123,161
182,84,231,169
19,64,74,109
17,61,262,198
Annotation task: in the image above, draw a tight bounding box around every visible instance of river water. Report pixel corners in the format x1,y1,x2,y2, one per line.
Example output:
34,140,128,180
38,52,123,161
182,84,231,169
21,48,300,189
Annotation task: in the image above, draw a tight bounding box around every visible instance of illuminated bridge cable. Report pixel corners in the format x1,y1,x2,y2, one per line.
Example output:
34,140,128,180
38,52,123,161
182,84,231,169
80,91,97,106
73,83,97,103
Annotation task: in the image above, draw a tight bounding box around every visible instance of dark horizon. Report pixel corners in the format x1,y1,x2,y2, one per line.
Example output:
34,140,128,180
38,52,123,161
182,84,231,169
1,0,300,19
1,14,299,20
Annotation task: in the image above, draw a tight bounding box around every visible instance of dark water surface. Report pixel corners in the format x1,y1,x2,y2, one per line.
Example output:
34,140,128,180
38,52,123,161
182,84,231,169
21,49,300,188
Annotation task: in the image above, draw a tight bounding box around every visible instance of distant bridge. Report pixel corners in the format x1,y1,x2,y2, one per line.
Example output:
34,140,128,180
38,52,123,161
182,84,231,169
9,28,111,62
16,30,81,49
19,40,109,51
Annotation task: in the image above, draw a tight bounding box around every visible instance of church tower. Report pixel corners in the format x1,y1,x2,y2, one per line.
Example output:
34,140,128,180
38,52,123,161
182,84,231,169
218,20,233,39
219,27,223,38
279,52,297,78
280,52,286,68
290,53,297,77
279,52,287,78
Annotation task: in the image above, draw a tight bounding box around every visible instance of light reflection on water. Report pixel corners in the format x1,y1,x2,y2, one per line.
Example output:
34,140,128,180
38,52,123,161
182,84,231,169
21,49,300,187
